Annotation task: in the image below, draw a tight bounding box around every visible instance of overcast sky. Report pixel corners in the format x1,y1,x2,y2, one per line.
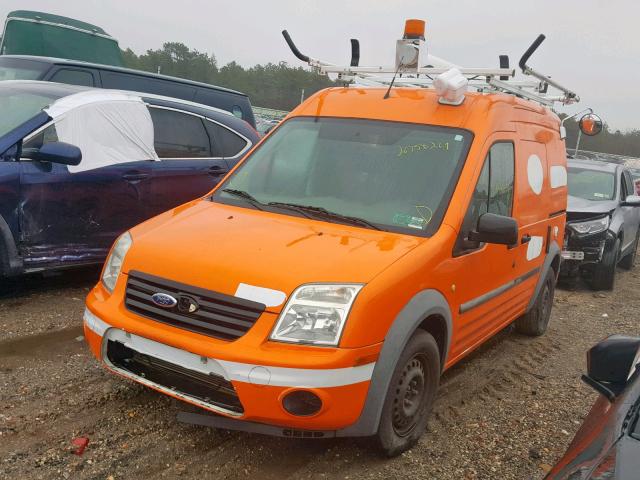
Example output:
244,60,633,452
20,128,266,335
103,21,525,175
2,0,638,130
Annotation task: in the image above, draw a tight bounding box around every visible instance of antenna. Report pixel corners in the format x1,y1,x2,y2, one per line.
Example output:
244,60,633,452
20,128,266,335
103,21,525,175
383,59,403,99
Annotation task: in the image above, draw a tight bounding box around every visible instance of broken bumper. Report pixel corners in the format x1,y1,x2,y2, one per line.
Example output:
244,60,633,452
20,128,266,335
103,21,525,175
83,307,377,434
560,230,612,276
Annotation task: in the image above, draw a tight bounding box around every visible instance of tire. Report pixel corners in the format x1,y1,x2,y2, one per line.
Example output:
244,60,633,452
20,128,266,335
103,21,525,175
515,269,555,336
588,237,620,290
619,230,639,270
375,330,440,457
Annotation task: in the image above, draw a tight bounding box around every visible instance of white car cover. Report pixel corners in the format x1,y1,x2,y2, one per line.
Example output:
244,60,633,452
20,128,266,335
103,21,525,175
44,90,159,173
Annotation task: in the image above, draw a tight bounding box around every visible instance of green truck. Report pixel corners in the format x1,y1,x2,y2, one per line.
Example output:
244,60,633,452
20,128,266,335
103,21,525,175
0,10,123,66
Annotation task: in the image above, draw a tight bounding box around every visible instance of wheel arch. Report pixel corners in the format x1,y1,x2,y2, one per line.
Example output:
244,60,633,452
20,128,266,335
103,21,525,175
0,213,22,276
337,289,452,437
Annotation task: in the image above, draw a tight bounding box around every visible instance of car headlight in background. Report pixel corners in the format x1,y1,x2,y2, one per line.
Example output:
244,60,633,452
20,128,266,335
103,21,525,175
569,216,609,235
101,231,132,293
270,284,363,346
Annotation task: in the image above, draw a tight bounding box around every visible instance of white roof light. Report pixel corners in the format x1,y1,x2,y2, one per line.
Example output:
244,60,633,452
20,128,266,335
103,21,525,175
434,68,468,106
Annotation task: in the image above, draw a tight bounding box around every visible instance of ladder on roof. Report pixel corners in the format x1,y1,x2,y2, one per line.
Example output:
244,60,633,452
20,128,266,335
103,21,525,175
282,20,579,108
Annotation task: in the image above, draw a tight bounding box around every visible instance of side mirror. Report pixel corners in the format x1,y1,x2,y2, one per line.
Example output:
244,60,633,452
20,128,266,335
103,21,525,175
468,213,518,246
582,335,640,401
579,113,603,136
621,195,640,207
22,142,82,166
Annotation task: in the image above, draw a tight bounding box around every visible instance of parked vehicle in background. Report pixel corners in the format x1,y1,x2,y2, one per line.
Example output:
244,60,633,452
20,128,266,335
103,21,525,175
0,10,123,66
560,159,640,290
546,335,640,479
0,81,258,277
83,22,578,456
628,167,640,195
0,56,257,128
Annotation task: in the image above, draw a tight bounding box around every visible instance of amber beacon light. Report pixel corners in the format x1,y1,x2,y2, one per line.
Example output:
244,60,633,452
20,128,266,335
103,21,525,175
403,19,426,40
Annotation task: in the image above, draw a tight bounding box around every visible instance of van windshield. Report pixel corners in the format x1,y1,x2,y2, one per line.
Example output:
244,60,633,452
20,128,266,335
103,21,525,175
213,117,472,235
568,167,616,201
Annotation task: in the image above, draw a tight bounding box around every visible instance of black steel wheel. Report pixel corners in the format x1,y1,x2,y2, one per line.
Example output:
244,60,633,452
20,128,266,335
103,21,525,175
376,330,440,457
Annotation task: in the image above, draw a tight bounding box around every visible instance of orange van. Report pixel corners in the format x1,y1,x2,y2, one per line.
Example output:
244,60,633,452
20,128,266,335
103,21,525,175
84,23,577,455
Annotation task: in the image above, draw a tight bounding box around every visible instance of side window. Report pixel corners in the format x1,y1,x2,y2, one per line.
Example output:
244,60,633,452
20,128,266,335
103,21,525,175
49,69,95,87
456,142,515,254
487,143,515,216
100,71,195,100
206,121,248,157
623,171,634,199
23,123,59,150
148,107,212,159
620,174,628,200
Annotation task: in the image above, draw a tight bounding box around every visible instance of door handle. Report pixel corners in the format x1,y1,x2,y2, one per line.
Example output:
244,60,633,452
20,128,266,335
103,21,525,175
521,234,532,244
122,172,149,182
208,166,229,176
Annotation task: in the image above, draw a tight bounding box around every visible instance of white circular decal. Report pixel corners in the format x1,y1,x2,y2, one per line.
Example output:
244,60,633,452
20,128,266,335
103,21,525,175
527,155,544,195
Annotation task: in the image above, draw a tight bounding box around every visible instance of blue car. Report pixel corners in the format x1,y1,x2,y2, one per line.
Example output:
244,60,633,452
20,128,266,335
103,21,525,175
0,81,259,276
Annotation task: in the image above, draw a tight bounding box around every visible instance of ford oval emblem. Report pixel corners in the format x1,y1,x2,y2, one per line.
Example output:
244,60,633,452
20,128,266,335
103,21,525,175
151,292,178,308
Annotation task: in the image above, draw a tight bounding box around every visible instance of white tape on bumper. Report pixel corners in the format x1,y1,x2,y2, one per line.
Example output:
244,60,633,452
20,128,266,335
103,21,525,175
219,359,376,388
83,308,111,336
87,309,373,388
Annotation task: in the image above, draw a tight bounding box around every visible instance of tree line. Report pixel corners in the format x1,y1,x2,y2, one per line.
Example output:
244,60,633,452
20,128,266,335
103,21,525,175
122,42,639,157
121,42,334,112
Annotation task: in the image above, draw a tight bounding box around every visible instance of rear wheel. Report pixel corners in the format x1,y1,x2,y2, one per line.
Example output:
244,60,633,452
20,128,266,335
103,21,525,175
619,231,639,270
375,330,440,457
588,238,620,290
515,269,555,336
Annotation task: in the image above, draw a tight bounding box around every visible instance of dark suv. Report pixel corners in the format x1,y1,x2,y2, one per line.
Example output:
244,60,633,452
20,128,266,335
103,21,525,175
561,159,640,289
0,81,258,277
0,55,256,127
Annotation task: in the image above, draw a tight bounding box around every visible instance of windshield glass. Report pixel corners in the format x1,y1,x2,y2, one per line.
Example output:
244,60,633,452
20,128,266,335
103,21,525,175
0,57,48,81
213,117,472,235
0,84,60,137
568,167,616,201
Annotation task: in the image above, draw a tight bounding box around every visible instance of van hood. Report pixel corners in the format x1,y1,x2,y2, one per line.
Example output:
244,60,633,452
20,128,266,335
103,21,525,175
124,201,423,311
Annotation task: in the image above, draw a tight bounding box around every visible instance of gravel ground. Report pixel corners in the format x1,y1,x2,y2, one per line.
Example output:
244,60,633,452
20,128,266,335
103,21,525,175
1,264,639,480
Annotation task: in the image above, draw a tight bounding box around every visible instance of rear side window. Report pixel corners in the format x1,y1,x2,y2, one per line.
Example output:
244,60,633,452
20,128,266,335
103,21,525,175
101,71,196,100
206,122,248,157
456,142,515,253
49,68,95,87
149,107,213,158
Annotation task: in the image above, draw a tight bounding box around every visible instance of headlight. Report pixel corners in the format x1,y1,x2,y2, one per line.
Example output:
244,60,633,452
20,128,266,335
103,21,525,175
101,231,132,293
270,284,363,346
569,216,609,235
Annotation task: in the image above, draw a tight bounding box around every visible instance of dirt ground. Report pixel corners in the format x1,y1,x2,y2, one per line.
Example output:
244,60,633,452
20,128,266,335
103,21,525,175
1,265,639,480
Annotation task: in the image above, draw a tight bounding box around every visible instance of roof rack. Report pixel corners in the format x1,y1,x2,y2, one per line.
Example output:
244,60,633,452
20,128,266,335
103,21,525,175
282,20,579,108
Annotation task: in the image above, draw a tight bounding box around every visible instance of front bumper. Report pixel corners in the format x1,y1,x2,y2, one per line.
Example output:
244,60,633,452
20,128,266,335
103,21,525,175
83,306,377,433
560,229,612,276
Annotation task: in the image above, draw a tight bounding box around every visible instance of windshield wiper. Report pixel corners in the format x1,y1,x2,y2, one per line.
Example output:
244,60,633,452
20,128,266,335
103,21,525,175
267,202,382,230
220,188,264,210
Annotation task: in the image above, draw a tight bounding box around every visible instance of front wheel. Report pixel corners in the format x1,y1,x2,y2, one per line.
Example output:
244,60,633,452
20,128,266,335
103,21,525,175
588,237,620,290
375,330,440,457
619,230,639,270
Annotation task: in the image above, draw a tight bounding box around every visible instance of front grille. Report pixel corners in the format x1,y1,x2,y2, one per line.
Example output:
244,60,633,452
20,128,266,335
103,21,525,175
106,340,243,413
125,270,265,341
